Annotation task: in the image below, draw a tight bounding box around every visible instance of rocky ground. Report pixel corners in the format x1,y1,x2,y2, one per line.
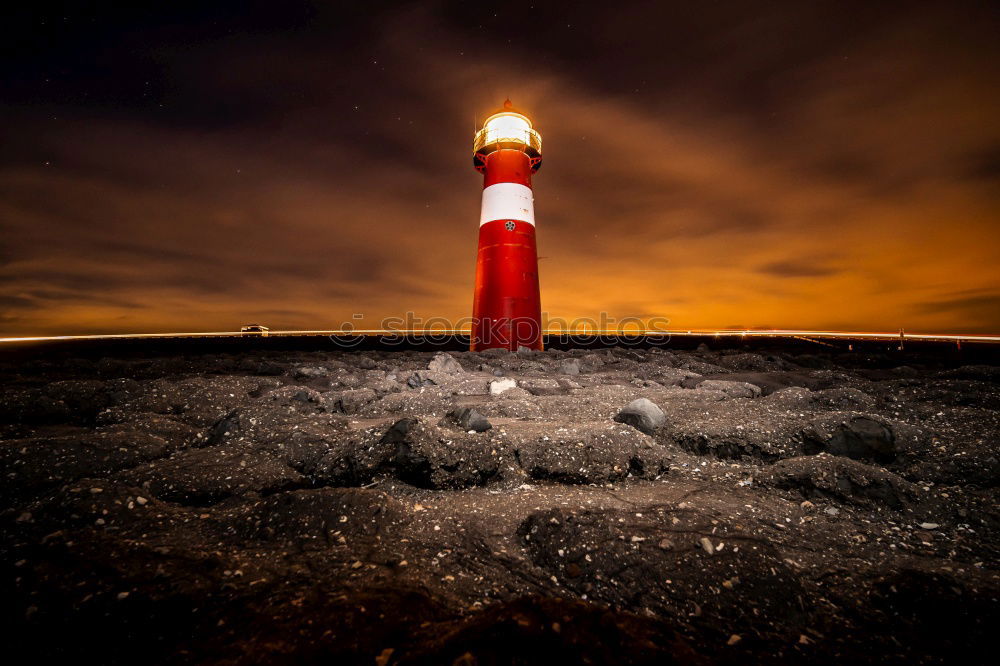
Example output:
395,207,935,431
1,342,998,664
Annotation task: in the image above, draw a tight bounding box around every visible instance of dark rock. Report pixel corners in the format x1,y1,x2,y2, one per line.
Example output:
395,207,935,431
512,422,672,483
670,419,801,460
324,388,377,414
311,430,393,486
406,371,438,388
756,454,917,509
886,379,1000,409
801,414,899,463
381,418,508,489
263,385,324,410
766,386,876,410
0,388,74,430
205,409,241,445
613,398,665,435
448,407,492,432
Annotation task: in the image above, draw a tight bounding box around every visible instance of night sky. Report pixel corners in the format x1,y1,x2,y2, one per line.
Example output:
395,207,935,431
2,0,998,336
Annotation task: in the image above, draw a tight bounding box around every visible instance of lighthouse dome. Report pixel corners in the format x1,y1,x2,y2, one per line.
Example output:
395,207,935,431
473,99,542,172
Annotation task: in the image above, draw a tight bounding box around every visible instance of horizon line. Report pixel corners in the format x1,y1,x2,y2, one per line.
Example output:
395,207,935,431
1,328,999,344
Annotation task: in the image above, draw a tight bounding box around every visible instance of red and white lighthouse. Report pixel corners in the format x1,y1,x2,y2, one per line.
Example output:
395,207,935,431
471,100,544,351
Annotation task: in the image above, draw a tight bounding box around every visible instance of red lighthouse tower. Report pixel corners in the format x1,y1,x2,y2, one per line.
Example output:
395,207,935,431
471,100,544,351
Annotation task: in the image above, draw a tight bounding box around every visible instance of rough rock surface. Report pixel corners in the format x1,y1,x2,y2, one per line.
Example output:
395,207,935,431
755,453,918,509
427,352,465,374
447,407,492,433
695,379,763,399
1,343,998,664
613,397,667,434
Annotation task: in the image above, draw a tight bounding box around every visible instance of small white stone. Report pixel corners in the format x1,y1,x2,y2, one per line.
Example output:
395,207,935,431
489,378,517,395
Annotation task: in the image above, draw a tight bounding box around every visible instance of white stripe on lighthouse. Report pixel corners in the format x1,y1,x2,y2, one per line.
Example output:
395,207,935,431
479,182,535,226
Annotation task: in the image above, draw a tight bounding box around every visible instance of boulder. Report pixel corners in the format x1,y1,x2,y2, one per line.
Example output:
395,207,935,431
406,370,446,388
801,414,898,463
613,398,666,435
427,352,464,374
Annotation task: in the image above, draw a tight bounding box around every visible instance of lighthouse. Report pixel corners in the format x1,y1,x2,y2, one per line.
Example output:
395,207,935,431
471,100,544,351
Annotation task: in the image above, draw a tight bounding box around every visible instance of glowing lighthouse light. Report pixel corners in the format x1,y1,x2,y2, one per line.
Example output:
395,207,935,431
471,100,544,351
481,113,532,145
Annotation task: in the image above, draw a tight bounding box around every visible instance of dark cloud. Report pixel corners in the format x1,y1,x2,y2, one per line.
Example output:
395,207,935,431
758,261,842,279
918,291,1000,327
964,146,1000,182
